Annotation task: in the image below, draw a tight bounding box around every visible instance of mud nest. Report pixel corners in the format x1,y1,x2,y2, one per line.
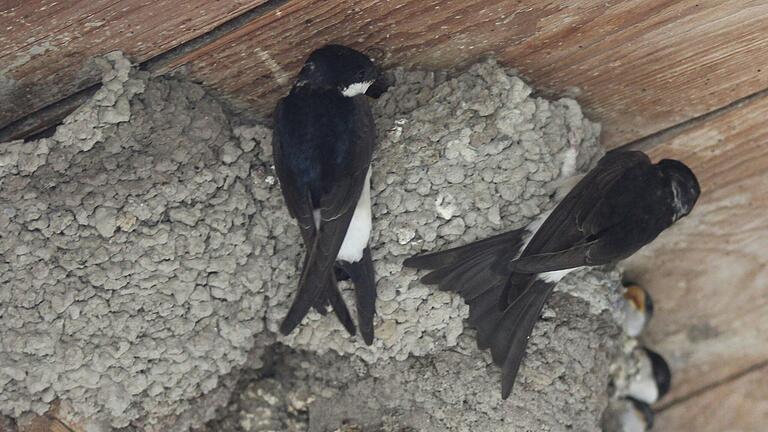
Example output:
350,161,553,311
0,52,623,431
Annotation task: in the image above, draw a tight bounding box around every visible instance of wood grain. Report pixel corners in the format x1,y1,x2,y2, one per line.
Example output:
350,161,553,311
14,401,87,432
654,364,768,432
0,0,270,129
158,0,768,147
621,89,768,405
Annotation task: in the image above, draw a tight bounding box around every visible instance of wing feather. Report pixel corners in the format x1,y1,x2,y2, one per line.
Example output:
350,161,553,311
523,150,650,255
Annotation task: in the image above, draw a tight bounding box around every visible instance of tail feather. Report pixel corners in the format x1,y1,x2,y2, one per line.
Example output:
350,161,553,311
464,279,504,302
280,269,357,337
443,250,507,294
281,229,328,336
406,228,558,399
307,268,356,335
403,230,525,270
489,290,540,365
419,263,459,286
280,275,325,337
470,289,505,350
468,278,554,399
503,272,537,308
281,206,358,337
323,274,357,336
492,281,551,363
404,229,526,296
499,281,554,399
313,295,330,315
421,249,503,293
339,247,377,345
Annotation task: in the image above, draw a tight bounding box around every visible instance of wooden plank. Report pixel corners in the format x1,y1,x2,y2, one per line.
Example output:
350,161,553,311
158,0,768,147
16,417,71,432
0,0,270,129
14,401,87,432
621,90,768,405
654,364,768,432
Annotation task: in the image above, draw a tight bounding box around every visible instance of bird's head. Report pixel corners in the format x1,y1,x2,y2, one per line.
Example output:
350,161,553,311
627,347,672,404
621,281,654,337
644,348,672,400
657,159,700,221
295,44,380,97
623,282,654,317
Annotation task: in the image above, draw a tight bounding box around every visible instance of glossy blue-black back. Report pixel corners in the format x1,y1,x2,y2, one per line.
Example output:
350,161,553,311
274,88,361,208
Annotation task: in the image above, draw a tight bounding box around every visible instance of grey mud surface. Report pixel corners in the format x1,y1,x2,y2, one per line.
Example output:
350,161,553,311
1,52,625,431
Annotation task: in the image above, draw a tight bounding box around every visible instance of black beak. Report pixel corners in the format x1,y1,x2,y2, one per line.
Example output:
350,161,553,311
366,73,390,99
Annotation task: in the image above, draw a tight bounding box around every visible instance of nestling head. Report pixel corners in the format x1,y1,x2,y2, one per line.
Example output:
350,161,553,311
296,44,380,97
657,159,700,221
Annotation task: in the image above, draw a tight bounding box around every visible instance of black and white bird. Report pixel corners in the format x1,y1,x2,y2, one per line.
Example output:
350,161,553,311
622,281,654,337
625,347,672,404
404,150,699,398
272,45,383,345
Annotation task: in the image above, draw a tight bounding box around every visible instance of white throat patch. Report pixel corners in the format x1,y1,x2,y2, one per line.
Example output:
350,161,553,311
341,81,373,97
626,354,660,404
670,181,685,221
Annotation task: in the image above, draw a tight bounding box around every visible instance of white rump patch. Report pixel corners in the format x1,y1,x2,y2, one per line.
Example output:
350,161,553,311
337,168,372,262
341,81,373,97
539,268,578,283
516,209,554,258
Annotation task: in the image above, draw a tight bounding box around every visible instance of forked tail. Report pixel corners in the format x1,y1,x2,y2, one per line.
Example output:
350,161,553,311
280,264,356,338
404,229,556,398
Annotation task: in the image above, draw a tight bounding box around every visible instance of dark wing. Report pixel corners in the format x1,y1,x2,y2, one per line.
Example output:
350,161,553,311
508,241,601,272
272,99,317,237
275,95,376,335
311,94,375,271
509,150,651,274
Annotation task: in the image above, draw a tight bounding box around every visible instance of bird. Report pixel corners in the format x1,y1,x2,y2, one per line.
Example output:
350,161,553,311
272,44,383,345
622,281,654,337
625,347,672,405
404,150,699,398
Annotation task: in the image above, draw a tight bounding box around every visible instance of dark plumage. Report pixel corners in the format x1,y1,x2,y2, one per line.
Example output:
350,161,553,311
645,348,672,401
273,45,382,344
404,150,699,398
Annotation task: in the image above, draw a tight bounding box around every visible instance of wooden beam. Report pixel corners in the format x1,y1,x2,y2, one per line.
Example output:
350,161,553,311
654,363,768,431
0,0,271,130
621,87,768,405
4,1,768,147
156,0,768,148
